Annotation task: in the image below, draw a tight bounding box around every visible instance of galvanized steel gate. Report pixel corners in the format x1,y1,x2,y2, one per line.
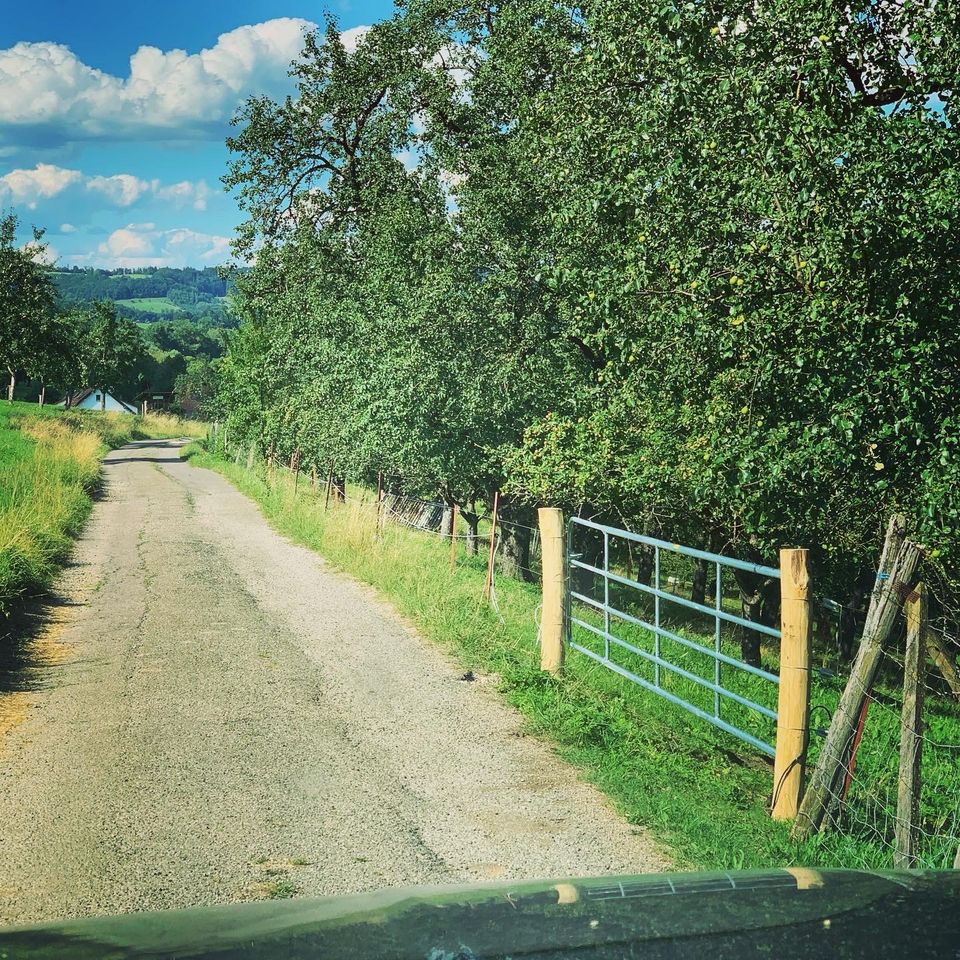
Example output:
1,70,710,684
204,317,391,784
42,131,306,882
567,517,781,756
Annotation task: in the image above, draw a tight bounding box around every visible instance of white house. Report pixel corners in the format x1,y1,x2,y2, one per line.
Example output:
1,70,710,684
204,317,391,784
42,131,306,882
60,389,138,415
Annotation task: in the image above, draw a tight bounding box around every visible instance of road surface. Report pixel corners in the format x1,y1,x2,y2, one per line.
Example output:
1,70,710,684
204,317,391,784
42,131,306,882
0,440,667,925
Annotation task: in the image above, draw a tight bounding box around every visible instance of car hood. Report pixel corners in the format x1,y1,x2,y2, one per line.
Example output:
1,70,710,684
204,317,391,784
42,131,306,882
1,868,958,959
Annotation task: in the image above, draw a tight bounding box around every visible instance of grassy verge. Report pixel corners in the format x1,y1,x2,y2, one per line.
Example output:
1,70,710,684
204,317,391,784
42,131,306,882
0,402,205,614
187,446,960,872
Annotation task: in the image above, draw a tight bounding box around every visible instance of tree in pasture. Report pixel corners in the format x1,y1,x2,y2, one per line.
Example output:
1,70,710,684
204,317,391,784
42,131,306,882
79,302,146,409
0,214,59,402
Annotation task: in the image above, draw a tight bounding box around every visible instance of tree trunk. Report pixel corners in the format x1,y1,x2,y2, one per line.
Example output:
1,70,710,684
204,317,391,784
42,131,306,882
731,568,778,667
331,475,346,502
38,384,46,407
7,370,14,403
635,544,654,586
839,581,868,661
462,510,480,555
691,557,709,605
498,499,535,582
691,531,722,605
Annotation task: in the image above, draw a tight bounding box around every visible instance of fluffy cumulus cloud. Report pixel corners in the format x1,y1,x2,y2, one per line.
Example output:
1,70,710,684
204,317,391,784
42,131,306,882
0,163,211,215
73,222,232,268
0,18,316,147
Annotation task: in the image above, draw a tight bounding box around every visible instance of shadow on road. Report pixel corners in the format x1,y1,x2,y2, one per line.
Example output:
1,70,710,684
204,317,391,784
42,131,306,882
0,590,81,695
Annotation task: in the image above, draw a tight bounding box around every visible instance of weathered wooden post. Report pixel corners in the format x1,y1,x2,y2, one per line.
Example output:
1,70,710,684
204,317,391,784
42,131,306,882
483,492,500,604
291,450,301,498
793,516,923,839
324,466,333,511
772,548,812,820
449,504,459,572
895,582,926,868
376,471,385,539
539,507,567,675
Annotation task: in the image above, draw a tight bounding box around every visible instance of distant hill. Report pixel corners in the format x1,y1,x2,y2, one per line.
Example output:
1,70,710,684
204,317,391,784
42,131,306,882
51,266,238,326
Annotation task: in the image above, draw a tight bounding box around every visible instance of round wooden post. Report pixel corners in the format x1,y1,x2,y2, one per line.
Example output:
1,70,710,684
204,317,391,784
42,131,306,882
895,582,926,868
772,548,812,820
539,507,567,675
483,492,500,603
376,471,385,539
449,504,459,572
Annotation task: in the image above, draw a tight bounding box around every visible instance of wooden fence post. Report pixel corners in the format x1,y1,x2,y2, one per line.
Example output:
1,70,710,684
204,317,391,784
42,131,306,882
449,504,459,572
324,467,333,511
539,507,567,675
291,450,301,498
895,582,926,868
376,472,384,539
793,516,923,839
483,492,500,603
772,548,812,821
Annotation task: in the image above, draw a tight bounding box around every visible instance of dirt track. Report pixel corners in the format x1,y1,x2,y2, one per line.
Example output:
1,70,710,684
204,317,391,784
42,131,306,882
0,440,668,925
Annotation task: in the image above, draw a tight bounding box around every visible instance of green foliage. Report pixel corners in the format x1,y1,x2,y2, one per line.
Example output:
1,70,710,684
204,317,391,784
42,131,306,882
217,4,959,620
0,214,60,390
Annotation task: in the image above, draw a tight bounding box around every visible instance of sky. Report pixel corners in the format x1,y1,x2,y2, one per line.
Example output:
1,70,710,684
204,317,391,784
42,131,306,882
0,1,394,269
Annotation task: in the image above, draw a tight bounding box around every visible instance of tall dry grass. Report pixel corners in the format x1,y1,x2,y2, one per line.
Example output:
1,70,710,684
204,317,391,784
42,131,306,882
0,418,102,613
0,404,207,613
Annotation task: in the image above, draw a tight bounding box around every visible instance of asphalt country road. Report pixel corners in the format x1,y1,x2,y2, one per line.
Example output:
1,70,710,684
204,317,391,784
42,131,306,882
0,440,668,925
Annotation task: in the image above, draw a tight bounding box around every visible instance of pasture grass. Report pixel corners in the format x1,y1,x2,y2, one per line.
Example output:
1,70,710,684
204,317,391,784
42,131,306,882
0,403,205,614
188,445,960,873
114,297,181,314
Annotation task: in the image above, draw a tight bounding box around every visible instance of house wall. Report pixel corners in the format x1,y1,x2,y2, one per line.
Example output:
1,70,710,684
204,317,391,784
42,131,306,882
74,392,135,415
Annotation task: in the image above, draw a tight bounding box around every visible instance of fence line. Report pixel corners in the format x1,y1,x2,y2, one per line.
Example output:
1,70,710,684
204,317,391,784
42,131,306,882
209,436,960,865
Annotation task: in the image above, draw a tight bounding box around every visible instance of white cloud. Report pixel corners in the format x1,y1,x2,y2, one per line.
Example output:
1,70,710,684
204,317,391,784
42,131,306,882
24,239,58,265
87,173,152,206
340,26,371,54
75,222,234,268
60,222,77,233
154,179,212,211
0,162,82,207
0,163,213,217
0,19,367,147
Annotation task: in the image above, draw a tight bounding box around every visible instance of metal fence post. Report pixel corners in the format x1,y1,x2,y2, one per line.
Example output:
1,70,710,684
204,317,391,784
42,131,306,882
539,508,567,675
772,548,812,820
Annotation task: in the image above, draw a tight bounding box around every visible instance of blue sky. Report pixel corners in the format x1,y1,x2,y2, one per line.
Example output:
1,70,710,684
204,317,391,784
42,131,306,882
0,2,394,268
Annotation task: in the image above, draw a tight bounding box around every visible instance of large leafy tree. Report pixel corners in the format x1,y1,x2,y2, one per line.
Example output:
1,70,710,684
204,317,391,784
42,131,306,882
79,302,146,409
0,214,59,402
217,0,960,644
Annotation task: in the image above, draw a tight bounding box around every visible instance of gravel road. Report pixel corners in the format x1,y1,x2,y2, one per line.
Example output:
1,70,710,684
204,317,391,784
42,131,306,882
0,440,668,926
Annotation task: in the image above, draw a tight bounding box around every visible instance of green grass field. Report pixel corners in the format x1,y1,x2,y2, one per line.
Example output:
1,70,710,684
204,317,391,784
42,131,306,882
114,297,181,314
189,443,960,873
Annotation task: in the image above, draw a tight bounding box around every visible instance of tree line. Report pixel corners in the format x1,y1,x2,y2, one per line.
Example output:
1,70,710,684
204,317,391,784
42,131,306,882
0,214,219,415
53,266,230,305
216,2,955,657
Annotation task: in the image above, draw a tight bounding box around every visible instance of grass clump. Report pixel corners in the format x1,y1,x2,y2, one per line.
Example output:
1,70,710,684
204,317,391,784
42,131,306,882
187,446,960,873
